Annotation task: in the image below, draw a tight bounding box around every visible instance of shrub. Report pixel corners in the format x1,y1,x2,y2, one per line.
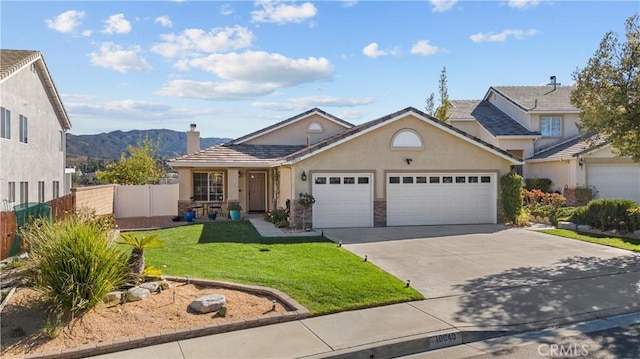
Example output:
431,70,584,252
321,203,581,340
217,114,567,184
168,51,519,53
626,206,640,231
555,207,581,222
568,199,638,231
523,189,567,224
574,186,598,205
524,178,553,192
269,208,289,228
501,172,524,223
21,214,129,317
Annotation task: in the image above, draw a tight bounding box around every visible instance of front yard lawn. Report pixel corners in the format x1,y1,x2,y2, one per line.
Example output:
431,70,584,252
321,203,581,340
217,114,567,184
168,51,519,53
135,221,423,314
541,229,640,252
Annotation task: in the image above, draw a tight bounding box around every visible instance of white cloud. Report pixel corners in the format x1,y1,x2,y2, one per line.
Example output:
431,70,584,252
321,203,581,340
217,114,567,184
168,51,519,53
507,0,540,9
470,28,537,43
102,14,132,34
253,96,375,111
220,4,235,15
156,80,278,100
154,15,172,28
45,10,86,33
410,40,440,56
81,30,92,37
341,0,358,7
430,0,457,13
89,43,152,73
252,0,317,24
362,42,400,58
151,26,254,58
182,51,334,87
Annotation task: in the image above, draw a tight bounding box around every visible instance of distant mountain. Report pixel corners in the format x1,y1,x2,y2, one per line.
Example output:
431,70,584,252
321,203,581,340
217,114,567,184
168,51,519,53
66,129,230,160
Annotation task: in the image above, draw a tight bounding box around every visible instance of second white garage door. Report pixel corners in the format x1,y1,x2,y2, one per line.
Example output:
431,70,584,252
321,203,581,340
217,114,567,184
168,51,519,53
588,164,640,203
312,173,373,228
387,173,497,226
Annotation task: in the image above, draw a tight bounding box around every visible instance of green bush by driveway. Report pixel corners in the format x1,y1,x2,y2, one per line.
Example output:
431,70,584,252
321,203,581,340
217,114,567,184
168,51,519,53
138,221,423,314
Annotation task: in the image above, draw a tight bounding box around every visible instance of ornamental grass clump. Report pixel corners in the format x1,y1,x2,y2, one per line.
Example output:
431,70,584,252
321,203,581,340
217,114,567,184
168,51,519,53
21,214,129,317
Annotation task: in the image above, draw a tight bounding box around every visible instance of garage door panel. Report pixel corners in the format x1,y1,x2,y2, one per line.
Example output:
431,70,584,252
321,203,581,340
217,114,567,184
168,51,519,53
387,174,496,226
588,165,640,203
312,173,373,228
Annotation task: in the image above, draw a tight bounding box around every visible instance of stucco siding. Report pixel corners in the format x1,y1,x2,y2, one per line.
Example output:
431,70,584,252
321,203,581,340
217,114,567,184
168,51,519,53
292,114,513,199
488,92,532,129
0,63,66,206
244,113,348,146
524,161,574,192
498,138,535,158
449,120,480,137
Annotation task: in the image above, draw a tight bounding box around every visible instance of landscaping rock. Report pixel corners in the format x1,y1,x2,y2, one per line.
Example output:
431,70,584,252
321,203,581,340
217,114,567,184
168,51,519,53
558,222,577,230
577,224,592,232
126,287,151,302
104,291,123,303
189,294,226,314
139,282,160,293
160,279,172,290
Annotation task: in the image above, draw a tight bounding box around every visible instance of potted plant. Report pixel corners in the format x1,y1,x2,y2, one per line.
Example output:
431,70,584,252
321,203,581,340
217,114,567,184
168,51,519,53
184,206,196,223
207,210,218,220
227,202,242,220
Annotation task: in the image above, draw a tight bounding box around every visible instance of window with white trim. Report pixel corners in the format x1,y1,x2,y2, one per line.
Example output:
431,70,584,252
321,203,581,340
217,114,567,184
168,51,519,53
19,115,28,143
193,172,224,201
1,107,10,139
540,117,561,137
307,122,323,133
20,181,28,203
38,181,45,202
392,129,423,149
8,182,16,203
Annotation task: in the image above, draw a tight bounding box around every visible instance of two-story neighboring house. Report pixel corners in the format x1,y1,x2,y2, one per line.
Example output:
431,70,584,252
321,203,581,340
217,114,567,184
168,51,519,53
450,78,640,203
0,49,73,209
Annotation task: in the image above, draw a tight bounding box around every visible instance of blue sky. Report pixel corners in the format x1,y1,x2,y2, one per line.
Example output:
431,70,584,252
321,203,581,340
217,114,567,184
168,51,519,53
2,1,638,138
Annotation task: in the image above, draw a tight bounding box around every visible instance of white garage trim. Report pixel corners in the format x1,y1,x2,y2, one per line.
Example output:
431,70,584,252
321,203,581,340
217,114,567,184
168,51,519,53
587,164,640,203
387,172,497,226
311,172,374,228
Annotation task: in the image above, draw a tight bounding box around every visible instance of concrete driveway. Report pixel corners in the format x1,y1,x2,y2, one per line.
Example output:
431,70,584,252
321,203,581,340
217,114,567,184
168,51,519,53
323,224,638,298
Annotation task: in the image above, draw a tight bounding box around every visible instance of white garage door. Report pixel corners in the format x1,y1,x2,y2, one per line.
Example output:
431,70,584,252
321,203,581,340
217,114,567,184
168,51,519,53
312,173,373,228
588,164,640,203
387,173,496,226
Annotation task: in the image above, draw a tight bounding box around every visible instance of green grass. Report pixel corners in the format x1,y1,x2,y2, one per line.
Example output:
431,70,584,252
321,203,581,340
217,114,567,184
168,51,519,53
541,229,640,252
132,221,423,314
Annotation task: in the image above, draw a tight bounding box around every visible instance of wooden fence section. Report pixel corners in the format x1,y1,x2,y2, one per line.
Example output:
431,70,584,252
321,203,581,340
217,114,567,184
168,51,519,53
48,193,75,220
0,211,17,261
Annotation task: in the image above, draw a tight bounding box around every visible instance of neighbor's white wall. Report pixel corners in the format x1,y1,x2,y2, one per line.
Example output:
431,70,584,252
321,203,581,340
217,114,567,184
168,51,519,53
0,61,67,206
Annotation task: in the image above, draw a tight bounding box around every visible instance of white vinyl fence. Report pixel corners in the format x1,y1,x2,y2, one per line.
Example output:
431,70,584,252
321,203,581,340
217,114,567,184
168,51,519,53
114,184,178,218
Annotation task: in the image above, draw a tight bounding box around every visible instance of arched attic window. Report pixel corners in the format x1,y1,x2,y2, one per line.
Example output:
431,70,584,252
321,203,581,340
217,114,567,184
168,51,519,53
391,129,423,150
307,122,324,133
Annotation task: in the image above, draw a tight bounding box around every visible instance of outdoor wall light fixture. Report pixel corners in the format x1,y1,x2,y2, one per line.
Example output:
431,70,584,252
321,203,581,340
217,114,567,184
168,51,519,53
301,171,307,181
578,158,584,168
405,158,413,165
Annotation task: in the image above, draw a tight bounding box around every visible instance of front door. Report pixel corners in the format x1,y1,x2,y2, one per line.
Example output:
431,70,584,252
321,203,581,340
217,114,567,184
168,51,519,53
248,172,266,212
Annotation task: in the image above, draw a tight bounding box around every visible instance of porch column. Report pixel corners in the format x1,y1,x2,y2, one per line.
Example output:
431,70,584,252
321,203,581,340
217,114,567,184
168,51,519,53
227,169,240,202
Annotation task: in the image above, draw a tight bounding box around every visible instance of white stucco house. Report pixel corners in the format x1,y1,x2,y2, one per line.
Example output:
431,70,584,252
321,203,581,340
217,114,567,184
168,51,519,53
450,78,640,203
0,49,72,210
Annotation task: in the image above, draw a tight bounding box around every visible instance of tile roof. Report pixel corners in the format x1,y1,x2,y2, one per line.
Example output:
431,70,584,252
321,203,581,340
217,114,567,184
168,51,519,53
0,49,71,130
230,107,354,144
284,107,523,163
0,49,40,80
450,100,539,136
168,144,305,166
527,135,608,161
490,85,577,112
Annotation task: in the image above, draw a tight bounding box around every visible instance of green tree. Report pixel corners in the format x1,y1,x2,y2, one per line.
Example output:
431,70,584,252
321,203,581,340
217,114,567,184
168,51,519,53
425,66,451,121
570,14,640,162
96,136,165,185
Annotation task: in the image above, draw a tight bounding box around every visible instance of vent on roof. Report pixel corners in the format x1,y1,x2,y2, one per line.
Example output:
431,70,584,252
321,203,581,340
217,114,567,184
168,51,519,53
547,76,561,91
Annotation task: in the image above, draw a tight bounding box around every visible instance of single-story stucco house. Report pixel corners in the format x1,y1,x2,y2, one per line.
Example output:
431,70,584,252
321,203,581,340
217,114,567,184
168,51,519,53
168,107,522,229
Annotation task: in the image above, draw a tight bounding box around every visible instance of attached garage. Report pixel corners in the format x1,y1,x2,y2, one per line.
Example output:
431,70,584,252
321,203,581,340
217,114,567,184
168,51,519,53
387,173,497,226
588,164,640,203
312,173,374,228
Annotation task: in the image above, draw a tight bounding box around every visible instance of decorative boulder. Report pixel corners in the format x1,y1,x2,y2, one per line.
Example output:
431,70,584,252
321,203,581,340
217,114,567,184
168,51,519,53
558,222,577,230
140,282,160,293
104,291,123,303
577,224,593,232
126,287,151,302
189,294,226,314
160,279,172,290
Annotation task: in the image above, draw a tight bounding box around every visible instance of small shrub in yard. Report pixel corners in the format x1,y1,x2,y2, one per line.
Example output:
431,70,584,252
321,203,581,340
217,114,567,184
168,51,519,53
269,209,289,228
21,214,129,317
501,172,524,223
522,189,567,224
555,207,581,222
568,199,638,231
627,206,640,231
